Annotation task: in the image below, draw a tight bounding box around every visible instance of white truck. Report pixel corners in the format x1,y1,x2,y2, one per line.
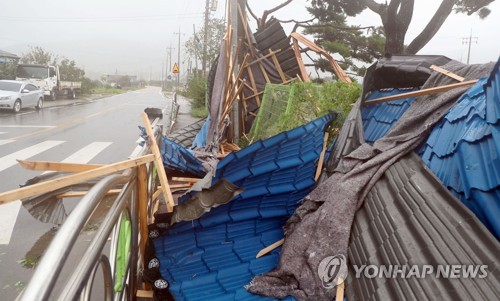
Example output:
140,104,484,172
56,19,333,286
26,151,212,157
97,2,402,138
16,64,81,100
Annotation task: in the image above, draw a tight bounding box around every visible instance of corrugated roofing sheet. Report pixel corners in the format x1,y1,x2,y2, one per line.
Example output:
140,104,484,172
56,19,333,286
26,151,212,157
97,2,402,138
161,138,206,177
333,59,500,300
361,88,418,143
154,113,335,300
346,153,500,300
361,75,500,239
419,76,500,238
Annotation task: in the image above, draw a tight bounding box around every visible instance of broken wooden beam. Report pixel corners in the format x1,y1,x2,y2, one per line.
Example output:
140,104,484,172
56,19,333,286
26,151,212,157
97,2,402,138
171,177,201,183
430,64,465,82
0,155,154,205
56,189,122,198
256,238,284,258
291,32,351,83
315,132,329,181
17,160,103,173
292,38,310,82
141,112,175,212
364,80,478,105
269,49,287,83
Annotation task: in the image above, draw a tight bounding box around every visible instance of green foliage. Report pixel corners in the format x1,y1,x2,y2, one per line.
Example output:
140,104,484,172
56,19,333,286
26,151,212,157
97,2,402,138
276,81,361,133
20,46,56,65
303,8,385,76
185,18,226,73
0,60,18,80
185,73,207,109
307,0,494,57
191,106,209,118
80,77,101,94
59,57,85,81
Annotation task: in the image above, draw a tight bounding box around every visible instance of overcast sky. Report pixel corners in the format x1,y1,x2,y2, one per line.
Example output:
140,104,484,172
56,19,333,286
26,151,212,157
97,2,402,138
1,0,499,80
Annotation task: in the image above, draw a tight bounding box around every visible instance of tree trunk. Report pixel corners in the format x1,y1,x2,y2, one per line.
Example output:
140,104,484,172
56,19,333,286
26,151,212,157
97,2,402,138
377,0,414,55
406,0,457,54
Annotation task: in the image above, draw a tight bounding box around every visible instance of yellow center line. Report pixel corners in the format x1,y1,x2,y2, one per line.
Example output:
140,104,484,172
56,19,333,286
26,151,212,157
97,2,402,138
8,104,126,141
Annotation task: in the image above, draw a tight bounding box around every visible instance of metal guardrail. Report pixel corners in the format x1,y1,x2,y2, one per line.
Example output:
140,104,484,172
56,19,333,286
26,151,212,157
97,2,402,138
20,122,163,301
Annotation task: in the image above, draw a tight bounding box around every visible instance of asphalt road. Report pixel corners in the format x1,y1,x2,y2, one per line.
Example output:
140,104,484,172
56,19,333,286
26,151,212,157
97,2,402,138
0,86,172,299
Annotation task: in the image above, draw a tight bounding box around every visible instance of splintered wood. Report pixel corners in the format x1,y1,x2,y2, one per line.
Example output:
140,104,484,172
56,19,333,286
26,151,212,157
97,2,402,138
290,32,351,83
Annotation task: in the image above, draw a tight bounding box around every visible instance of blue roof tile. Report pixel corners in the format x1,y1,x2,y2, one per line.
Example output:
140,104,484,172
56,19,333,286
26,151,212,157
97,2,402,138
361,66,500,239
154,113,335,300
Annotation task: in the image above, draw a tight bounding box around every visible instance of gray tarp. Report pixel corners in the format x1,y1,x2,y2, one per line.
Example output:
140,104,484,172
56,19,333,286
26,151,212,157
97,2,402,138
246,61,495,300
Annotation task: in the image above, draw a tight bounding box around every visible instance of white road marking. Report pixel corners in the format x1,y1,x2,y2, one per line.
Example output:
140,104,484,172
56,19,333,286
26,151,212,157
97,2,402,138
41,142,112,174
0,140,64,172
0,132,6,135
61,142,112,163
0,200,21,245
0,140,14,146
0,125,55,128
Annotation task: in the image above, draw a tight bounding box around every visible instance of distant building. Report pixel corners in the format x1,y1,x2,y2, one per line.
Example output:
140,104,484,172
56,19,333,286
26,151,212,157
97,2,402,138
101,74,139,86
0,49,19,62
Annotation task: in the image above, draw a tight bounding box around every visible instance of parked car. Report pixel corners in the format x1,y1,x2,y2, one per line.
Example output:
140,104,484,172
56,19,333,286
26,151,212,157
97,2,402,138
0,80,44,113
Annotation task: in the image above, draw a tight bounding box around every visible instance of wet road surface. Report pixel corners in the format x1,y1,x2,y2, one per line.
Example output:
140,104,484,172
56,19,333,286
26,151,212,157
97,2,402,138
0,86,172,299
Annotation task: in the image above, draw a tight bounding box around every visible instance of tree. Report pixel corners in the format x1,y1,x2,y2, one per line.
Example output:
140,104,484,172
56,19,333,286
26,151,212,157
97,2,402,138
307,0,494,56
185,18,226,76
20,46,57,65
0,60,18,80
58,58,85,81
301,15,385,76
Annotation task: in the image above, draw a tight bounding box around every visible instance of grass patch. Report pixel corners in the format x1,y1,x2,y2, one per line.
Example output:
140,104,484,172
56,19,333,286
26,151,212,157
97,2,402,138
191,106,209,118
92,87,124,94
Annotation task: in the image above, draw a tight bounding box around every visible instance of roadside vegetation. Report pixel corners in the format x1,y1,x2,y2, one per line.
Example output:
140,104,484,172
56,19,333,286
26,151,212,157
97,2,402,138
182,73,209,118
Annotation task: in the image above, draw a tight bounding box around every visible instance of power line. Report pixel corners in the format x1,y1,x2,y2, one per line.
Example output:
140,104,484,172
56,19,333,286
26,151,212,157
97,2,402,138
0,13,203,23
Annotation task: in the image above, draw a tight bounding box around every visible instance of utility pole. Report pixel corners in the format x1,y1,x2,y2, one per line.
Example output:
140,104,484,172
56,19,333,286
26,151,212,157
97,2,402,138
166,46,174,88
202,0,211,77
193,24,199,75
462,29,478,64
166,46,174,73
174,29,183,90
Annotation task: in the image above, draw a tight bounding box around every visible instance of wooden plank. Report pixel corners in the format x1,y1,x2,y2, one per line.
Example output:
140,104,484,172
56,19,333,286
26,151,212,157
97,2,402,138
152,188,162,201
17,160,103,172
256,238,284,258
171,177,201,183
245,49,282,68
315,132,329,181
221,81,246,119
364,80,478,105
0,155,154,205
292,38,310,82
237,3,255,57
223,53,249,112
136,289,154,298
141,112,175,212
336,277,345,301
137,164,148,272
56,189,121,198
430,64,465,82
258,62,271,83
170,183,193,189
243,91,264,101
269,49,287,83
246,65,261,106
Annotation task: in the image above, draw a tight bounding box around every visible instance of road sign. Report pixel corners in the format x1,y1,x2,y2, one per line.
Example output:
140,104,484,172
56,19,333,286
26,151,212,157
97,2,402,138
173,63,179,74
166,74,173,81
